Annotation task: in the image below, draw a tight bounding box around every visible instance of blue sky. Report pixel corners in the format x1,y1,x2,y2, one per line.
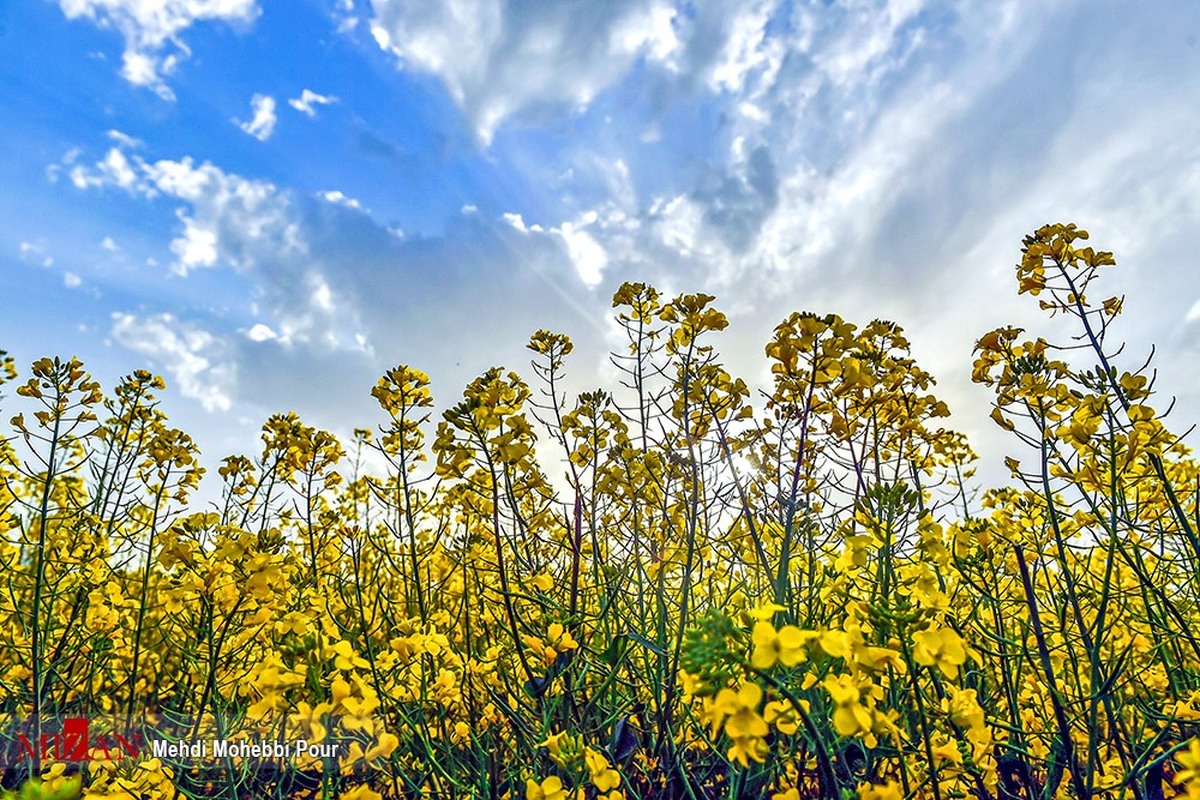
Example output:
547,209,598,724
2,0,1199,480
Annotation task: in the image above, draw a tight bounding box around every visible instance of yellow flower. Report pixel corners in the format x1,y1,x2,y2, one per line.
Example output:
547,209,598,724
331,640,369,671
746,603,787,621
823,674,873,738
764,699,801,735
547,623,579,652
710,683,767,739
1176,738,1200,784
727,734,769,767
853,645,905,673
364,732,399,762
584,748,621,792
339,786,383,800
751,622,813,669
815,629,850,659
1119,371,1148,400
911,627,968,678
274,611,309,636
540,732,583,769
857,779,903,800
944,687,986,730
930,735,963,765
703,682,770,766
526,776,569,800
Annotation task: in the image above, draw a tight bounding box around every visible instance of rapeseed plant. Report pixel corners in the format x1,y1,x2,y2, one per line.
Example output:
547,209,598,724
0,225,1197,798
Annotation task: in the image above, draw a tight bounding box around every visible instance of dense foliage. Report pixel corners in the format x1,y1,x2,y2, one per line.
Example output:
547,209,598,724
2,224,1199,799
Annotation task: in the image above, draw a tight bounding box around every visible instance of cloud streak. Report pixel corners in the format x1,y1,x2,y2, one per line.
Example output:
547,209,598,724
111,311,235,411
237,94,278,141
57,0,260,99
288,89,337,117
65,139,611,422
368,0,683,143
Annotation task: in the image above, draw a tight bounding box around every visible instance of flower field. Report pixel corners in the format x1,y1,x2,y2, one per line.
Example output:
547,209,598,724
2,223,1199,799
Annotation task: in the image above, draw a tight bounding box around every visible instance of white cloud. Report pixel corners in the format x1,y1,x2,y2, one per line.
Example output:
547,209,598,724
368,0,682,143
57,0,260,99
1185,299,1200,326
144,157,302,276
311,279,333,311
171,217,219,269
105,129,143,148
110,312,236,411
806,0,926,90
333,0,358,33
502,212,543,233
63,130,621,439
541,1,1064,300
63,272,83,288
318,189,362,209
70,147,139,190
246,323,277,341
707,1,783,94
18,242,54,268
288,89,337,117
237,94,277,141
556,213,608,287
101,235,119,252
68,143,361,351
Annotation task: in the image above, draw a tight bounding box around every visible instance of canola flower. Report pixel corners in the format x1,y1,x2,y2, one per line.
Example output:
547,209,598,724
0,225,1199,798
